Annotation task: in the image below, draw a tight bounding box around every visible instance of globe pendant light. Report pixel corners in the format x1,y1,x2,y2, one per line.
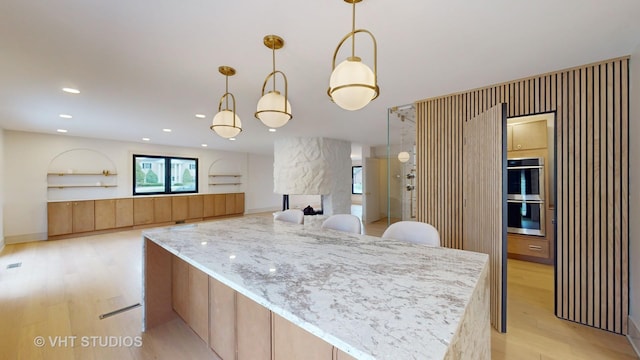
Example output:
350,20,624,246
211,66,242,139
255,35,292,128
398,114,410,163
328,0,379,111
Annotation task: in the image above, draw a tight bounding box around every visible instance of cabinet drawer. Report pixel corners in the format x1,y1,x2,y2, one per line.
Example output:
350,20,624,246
508,236,549,258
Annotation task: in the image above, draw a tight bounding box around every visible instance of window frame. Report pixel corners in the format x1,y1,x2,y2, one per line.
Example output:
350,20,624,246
352,165,363,195
133,154,199,196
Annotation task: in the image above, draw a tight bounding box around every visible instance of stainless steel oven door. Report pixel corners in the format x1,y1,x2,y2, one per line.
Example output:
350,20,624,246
507,200,545,236
507,165,544,201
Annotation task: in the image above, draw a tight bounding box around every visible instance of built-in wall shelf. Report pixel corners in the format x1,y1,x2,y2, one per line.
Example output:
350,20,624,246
47,184,118,189
47,171,118,190
48,172,118,176
208,174,242,186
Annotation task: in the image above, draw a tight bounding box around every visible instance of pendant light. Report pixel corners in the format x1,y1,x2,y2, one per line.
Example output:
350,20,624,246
398,115,410,163
255,35,292,128
328,0,379,111
211,66,242,139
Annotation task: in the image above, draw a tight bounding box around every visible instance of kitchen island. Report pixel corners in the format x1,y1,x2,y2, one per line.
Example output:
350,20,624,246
142,216,490,359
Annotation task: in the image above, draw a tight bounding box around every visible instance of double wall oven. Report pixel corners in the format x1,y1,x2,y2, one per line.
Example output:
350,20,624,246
507,157,545,236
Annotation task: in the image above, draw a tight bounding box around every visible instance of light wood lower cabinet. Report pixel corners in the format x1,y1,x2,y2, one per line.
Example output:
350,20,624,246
47,202,72,236
172,256,190,322
154,197,172,223
209,278,236,360
95,199,116,230
188,195,204,219
237,293,271,360
115,198,134,227
172,196,189,221
203,194,216,218
169,253,347,360
235,193,245,215
134,198,154,225
189,264,209,342
49,193,243,238
72,200,94,233
273,313,333,360
225,193,236,215
214,194,227,217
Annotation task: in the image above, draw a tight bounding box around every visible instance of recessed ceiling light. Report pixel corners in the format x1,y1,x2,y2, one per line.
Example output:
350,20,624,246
268,128,276,132
195,114,206,119
229,137,236,141
142,137,150,141
201,144,208,147
59,114,72,119
162,128,172,132
57,129,68,133
62,88,80,94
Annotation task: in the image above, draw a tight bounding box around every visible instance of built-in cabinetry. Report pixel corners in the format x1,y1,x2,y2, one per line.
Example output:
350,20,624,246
47,200,96,236
47,193,245,239
95,198,134,230
506,117,554,264
169,253,357,360
506,120,548,151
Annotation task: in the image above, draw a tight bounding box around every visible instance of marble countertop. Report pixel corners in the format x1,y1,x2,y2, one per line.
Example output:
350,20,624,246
143,216,488,360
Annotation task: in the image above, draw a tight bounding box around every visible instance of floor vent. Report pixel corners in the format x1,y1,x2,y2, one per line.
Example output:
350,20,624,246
7,262,22,269
99,303,141,320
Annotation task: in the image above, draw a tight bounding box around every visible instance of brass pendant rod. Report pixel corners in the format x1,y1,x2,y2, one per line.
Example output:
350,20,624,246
225,75,229,110
271,44,276,93
351,1,356,58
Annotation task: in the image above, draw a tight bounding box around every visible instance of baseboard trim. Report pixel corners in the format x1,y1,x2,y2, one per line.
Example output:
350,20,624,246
5,232,47,244
629,316,640,357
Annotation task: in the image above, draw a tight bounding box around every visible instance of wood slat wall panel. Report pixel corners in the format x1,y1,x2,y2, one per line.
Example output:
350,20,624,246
415,57,629,334
462,104,506,332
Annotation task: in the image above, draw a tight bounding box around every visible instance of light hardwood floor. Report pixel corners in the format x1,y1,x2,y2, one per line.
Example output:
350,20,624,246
0,215,637,359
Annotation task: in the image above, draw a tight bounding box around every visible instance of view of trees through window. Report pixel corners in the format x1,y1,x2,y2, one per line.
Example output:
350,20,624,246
134,155,198,195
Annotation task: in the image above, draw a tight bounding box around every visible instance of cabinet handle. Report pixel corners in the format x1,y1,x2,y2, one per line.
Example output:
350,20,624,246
517,144,522,149
528,245,542,251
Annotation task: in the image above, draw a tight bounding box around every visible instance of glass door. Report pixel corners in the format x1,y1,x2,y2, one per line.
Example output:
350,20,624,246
387,104,416,225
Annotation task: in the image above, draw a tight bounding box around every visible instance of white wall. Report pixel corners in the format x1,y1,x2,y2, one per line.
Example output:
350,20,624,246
246,153,280,214
3,130,280,243
629,45,640,352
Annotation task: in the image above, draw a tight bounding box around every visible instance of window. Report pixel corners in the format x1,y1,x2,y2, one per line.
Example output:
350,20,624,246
352,166,363,194
133,155,198,195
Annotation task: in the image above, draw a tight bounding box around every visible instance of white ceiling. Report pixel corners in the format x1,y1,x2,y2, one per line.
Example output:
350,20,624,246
1,0,638,156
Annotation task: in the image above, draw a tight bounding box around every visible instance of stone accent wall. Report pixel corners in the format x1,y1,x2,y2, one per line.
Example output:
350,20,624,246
274,137,351,215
